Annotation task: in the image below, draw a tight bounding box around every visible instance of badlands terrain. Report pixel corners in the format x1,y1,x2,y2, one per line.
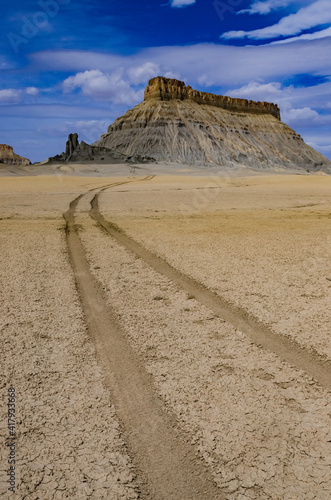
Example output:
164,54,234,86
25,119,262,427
0,165,330,499
94,77,331,173
46,77,331,173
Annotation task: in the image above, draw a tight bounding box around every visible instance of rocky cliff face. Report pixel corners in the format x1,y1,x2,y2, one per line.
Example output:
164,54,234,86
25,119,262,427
94,77,331,172
0,144,31,166
144,76,281,120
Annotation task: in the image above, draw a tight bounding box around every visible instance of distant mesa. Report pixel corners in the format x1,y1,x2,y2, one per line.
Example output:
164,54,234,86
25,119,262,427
93,76,331,172
0,144,31,166
49,76,331,173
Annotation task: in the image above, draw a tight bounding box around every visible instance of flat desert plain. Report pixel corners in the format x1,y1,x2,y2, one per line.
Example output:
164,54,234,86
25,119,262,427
1,171,331,500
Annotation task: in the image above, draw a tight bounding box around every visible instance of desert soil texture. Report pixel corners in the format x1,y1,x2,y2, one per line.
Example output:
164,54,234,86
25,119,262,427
1,170,331,500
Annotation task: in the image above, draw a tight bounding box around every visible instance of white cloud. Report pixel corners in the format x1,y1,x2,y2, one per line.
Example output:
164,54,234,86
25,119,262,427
227,81,284,101
282,106,321,121
222,0,331,40
271,25,331,43
238,0,293,15
25,87,39,96
31,39,331,88
228,79,331,110
127,62,160,85
307,135,331,155
0,87,42,104
62,69,143,105
164,71,180,79
170,0,196,7
228,79,331,129
0,89,22,104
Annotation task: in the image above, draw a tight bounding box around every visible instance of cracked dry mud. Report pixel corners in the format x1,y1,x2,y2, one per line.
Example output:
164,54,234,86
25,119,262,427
0,218,139,500
1,173,331,499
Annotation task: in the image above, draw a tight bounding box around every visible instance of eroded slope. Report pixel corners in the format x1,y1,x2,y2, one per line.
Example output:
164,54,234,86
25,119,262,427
95,98,331,171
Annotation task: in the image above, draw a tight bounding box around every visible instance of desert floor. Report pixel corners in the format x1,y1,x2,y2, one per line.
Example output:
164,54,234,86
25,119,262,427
0,169,330,499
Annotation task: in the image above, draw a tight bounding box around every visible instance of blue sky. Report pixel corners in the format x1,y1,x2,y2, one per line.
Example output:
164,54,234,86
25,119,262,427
1,0,331,163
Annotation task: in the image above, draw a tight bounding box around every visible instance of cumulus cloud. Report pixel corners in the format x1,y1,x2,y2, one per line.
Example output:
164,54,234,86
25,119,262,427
0,89,22,104
238,0,293,15
227,81,284,101
222,0,331,40
282,106,321,122
170,0,196,7
127,62,160,85
62,69,143,105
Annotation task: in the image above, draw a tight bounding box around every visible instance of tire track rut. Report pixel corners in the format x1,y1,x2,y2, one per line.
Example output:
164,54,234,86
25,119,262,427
64,177,225,500
90,187,331,391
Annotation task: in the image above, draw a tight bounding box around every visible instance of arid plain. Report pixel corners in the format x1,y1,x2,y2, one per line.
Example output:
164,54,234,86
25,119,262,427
1,168,331,499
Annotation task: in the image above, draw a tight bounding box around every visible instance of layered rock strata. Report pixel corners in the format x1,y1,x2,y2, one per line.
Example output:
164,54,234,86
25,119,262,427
0,144,31,166
144,76,281,120
94,77,331,172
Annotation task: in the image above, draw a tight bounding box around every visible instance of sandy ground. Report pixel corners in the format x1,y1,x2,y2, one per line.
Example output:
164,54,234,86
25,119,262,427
0,170,330,499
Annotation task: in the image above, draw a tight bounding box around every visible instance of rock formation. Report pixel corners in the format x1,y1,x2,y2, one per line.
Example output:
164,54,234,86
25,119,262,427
48,133,156,164
49,133,91,162
0,144,31,166
48,133,121,163
65,133,79,160
94,76,331,172
144,76,281,120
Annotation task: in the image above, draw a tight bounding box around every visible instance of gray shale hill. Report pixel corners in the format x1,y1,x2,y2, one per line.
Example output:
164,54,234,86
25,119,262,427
93,76,331,172
0,144,31,166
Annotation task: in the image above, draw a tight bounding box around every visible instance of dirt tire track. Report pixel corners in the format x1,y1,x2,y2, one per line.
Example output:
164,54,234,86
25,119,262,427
90,190,331,392
64,178,225,500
